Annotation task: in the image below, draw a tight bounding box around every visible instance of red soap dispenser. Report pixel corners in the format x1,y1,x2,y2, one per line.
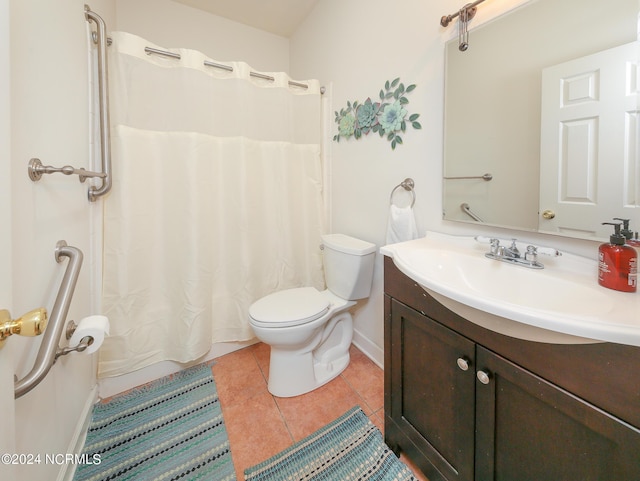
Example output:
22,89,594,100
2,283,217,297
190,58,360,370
599,222,637,292
614,218,640,249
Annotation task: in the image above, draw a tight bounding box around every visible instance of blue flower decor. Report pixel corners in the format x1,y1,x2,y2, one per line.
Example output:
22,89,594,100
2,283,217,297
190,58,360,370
333,78,421,150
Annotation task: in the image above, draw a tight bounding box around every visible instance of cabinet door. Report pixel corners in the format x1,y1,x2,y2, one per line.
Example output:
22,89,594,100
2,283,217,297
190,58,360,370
475,346,640,481
388,300,476,481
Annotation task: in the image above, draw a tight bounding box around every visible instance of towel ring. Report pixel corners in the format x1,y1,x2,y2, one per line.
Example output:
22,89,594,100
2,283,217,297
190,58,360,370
390,178,416,208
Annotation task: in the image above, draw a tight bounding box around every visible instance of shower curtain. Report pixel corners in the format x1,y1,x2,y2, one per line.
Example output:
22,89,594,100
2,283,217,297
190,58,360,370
99,32,325,377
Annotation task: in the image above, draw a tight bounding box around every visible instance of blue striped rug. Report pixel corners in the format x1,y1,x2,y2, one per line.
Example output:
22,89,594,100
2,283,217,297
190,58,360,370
244,406,417,481
74,363,235,481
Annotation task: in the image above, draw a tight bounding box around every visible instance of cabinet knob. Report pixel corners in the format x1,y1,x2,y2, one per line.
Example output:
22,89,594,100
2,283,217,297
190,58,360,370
476,370,491,385
456,357,470,371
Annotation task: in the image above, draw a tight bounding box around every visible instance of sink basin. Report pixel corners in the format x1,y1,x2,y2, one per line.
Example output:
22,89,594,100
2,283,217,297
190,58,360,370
381,231,640,346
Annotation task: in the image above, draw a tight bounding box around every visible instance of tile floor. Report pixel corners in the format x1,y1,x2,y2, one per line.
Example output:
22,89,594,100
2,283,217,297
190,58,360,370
212,342,428,480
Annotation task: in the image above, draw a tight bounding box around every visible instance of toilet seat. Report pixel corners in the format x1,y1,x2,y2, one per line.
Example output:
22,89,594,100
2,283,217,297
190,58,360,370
249,287,330,328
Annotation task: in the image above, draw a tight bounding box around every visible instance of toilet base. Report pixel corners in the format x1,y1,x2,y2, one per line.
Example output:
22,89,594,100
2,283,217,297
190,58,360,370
267,312,353,398
268,350,351,398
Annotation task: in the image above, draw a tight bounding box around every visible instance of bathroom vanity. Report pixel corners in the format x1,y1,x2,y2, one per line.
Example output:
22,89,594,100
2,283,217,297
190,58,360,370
383,256,640,481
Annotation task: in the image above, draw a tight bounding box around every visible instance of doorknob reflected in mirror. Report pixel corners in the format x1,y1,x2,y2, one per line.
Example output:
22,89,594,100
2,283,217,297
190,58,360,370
542,210,556,219
0,308,48,348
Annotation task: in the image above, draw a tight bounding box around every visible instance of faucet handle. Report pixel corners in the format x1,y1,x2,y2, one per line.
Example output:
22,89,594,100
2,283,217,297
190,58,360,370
489,238,500,254
524,245,537,261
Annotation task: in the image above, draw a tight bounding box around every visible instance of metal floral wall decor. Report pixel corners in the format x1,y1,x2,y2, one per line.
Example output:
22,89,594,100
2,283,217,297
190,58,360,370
333,78,421,150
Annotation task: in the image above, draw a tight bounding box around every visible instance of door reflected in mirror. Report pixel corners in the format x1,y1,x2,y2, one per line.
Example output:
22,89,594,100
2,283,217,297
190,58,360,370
442,0,639,241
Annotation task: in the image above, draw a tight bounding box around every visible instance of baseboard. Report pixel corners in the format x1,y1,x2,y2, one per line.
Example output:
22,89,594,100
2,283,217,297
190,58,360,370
97,334,381,399
98,339,258,399
352,329,384,369
57,385,99,481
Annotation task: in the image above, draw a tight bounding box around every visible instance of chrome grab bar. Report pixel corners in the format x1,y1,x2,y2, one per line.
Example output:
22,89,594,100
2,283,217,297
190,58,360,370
85,5,112,201
15,241,83,399
26,6,112,202
28,158,107,183
444,173,493,181
461,203,484,222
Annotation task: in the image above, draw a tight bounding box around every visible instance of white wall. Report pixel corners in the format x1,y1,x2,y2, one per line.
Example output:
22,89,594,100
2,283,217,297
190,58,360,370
289,0,451,364
114,0,290,72
8,1,115,480
289,0,603,365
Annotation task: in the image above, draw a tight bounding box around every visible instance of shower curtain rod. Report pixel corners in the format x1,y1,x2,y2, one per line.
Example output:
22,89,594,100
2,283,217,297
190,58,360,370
142,45,318,91
101,32,322,92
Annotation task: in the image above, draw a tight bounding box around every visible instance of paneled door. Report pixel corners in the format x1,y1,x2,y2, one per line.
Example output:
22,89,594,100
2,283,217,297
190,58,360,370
539,41,639,239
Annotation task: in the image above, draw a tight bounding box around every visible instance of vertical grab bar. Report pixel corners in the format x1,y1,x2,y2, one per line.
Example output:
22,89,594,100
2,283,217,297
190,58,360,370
14,242,83,398
84,5,111,201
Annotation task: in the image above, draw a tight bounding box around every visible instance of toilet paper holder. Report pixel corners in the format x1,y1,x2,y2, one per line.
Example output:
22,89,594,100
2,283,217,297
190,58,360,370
54,320,94,360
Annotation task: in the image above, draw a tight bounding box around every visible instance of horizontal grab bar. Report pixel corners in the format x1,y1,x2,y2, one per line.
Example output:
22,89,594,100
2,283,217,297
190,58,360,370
15,241,83,399
444,173,493,181
28,158,106,183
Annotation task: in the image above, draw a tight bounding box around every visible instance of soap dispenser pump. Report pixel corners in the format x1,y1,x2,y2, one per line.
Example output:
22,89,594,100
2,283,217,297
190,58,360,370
613,217,640,249
598,222,637,292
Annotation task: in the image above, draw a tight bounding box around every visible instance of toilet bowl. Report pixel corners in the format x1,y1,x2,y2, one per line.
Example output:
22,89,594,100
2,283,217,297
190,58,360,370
248,234,376,397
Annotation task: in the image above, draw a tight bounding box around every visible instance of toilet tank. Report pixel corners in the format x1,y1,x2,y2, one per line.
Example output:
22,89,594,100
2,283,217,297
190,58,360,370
321,234,376,300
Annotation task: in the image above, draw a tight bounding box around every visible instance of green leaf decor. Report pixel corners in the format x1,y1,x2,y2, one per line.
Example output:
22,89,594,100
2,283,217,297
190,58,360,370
333,77,421,150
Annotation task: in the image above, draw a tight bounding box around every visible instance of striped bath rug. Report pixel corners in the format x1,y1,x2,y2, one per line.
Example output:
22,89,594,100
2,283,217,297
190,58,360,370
74,363,235,481
244,406,417,481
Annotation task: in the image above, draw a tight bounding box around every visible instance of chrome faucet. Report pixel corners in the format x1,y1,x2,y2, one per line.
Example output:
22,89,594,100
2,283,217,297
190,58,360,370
476,236,561,269
502,239,520,258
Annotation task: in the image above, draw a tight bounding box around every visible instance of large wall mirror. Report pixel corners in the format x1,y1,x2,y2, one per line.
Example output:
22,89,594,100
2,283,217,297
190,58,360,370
443,0,639,241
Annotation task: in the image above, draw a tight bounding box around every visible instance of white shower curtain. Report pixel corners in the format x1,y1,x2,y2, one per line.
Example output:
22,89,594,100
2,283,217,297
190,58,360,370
100,32,325,377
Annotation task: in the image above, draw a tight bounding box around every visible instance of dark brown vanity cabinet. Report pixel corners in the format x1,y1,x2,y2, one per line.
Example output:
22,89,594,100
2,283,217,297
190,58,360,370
384,257,640,481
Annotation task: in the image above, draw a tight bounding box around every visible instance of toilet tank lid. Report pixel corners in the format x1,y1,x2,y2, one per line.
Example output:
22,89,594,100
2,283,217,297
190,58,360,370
321,234,376,255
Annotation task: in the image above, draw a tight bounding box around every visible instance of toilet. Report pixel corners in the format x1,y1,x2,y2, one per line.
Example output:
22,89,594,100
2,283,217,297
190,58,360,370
248,234,376,397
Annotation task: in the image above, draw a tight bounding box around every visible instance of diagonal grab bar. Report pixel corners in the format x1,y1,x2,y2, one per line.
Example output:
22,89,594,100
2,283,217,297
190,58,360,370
460,202,484,222
14,242,83,398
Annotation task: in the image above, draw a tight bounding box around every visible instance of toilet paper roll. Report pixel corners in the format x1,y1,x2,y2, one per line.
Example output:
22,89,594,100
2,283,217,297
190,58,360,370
68,315,110,354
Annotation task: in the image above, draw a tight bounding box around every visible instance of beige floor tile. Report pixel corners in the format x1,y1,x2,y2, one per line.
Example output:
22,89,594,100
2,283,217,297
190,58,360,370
274,375,368,441
213,342,428,480
342,345,384,412
223,388,292,479
212,346,266,408
250,342,271,379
